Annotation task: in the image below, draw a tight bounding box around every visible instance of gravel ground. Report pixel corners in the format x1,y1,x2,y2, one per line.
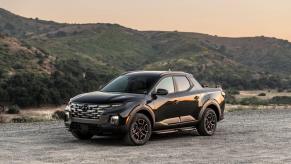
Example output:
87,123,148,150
0,109,291,164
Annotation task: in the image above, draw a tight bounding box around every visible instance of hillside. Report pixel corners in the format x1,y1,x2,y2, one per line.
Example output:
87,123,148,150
182,33,291,74
0,34,54,76
0,8,291,106
0,8,63,38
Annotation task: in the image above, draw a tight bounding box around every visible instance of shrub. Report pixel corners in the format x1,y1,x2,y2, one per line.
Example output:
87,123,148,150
277,88,284,92
227,89,240,95
12,116,34,123
55,31,67,37
227,107,259,112
0,115,5,123
225,95,237,104
258,93,266,96
52,110,66,120
239,97,267,105
12,63,24,69
269,96,291,105
6,105,20,114
0,105,5,114
11,116,47,123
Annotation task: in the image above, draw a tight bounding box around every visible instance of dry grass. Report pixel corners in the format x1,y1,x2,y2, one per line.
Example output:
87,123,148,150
0,114,5,123
0,105,65,123
226,104,291,112
236,90,291,100
1,103,291,123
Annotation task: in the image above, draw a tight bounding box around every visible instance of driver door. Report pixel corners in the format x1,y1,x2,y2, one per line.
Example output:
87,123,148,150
151,76,180,129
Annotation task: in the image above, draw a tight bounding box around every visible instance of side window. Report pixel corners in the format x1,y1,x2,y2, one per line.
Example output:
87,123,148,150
156,77,175,93
189,76,202,89
174,76,191,92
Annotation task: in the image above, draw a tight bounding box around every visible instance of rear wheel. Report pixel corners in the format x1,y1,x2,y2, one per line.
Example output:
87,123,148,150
123,113,152,146
71,130,93,140
196,108,217,136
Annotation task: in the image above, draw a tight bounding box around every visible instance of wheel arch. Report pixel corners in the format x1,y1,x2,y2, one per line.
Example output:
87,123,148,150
198,100,221,121
127,106,155,127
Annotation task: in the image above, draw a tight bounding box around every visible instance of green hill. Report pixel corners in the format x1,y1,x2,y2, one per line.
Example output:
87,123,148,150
0,8,63,38
0,34,54,75
0,8,291,106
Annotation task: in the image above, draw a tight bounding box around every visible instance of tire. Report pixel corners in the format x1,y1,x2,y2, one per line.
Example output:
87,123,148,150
196,108,217,136
71,130,94,140
123,113,152,146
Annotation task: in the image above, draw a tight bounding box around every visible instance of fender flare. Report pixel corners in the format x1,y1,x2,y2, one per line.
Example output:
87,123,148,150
198,99,222,121
126,105,155,127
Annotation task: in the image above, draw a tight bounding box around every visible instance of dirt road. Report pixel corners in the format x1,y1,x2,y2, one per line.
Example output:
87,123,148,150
1,109,290,164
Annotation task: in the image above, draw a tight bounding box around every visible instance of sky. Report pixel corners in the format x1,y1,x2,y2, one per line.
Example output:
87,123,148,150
1,0,291,41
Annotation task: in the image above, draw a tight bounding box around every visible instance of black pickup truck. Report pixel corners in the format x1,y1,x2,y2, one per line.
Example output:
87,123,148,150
64,71,225,145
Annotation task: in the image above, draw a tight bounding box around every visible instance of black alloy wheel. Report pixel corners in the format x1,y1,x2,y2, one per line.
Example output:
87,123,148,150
124,113,152,145
196,108,217,136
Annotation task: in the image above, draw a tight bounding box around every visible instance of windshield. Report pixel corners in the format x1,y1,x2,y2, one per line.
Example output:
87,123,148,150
101,74,160,94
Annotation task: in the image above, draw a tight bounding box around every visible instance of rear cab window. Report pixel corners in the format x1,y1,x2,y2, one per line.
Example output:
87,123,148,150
174,76,191,92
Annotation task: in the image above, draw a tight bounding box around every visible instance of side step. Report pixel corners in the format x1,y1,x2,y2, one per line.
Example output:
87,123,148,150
153,126,196,134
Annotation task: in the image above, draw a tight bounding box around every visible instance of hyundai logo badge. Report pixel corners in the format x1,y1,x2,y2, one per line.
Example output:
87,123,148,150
82,104,89,111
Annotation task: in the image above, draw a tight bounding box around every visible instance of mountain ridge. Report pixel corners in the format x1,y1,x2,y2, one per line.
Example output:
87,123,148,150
0,8,291,106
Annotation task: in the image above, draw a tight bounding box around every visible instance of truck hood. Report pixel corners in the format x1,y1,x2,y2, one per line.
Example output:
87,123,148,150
70,91,145,104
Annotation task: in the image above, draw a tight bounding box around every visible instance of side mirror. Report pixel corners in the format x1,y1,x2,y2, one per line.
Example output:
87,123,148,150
202,84,208,88
152,88,168,96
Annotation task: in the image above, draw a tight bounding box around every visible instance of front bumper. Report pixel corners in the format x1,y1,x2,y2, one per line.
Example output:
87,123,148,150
64,113,128,135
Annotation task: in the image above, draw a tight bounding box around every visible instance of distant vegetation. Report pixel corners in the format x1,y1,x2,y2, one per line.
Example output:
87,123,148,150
237,96,291,105
6,105,20,114
258,93,266,96
1,8,291,107
0,58,116,107
227,93,291,105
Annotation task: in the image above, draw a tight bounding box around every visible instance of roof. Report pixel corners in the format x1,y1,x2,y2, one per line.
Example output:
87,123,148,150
123,71,190,76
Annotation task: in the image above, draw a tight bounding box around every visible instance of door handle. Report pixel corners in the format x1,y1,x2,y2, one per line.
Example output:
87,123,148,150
194,96,199,100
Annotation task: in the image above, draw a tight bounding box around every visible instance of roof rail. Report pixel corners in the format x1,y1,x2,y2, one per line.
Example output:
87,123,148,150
121,70,144,75
160,71,186,76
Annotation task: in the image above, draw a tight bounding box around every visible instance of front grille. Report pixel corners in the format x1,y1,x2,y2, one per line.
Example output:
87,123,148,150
70,103,107,119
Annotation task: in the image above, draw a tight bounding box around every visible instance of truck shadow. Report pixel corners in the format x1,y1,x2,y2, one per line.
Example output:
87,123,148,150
72,130,200,146
150,130,199,141
72,135,125,146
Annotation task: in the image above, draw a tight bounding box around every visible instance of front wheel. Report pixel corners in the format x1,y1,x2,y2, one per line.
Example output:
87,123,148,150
196,108,217,136
123,113,152,146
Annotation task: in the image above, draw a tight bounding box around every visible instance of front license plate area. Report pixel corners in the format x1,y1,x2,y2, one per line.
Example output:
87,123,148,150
80,124,89,131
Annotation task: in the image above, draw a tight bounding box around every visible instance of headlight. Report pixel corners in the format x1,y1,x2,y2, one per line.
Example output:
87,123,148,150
111,103,123,107
98,103,123,109
65,105,71,111
64,111,70,121
96,103,123,113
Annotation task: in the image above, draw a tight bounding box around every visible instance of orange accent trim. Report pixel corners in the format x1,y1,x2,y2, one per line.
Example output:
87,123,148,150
125,116,130,125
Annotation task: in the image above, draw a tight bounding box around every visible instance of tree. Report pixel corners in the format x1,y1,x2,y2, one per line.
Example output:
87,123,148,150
0,88,8,102
4,23,15,30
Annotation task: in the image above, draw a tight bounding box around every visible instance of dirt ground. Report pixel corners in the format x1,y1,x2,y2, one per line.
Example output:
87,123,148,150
0,109,290,164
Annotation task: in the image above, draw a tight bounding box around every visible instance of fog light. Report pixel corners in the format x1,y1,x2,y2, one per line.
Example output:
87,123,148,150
64,111,70,122
110,115,119,125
